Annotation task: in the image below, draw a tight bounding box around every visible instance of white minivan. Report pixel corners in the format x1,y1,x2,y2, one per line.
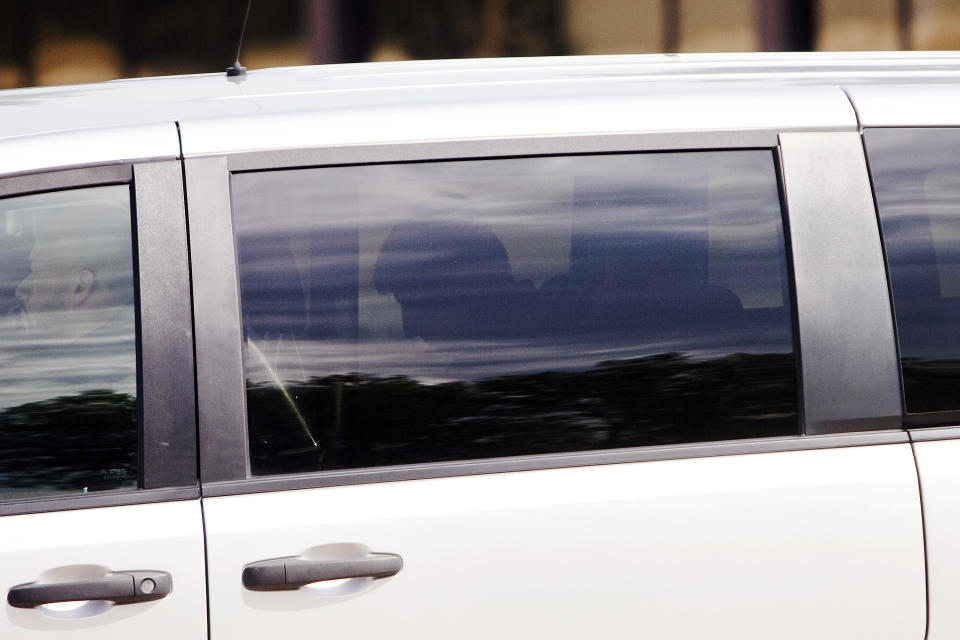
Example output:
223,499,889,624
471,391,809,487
2,51,960,639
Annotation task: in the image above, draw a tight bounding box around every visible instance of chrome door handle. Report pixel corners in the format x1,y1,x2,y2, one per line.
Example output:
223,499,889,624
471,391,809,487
242,553,402,591
7,570,172,608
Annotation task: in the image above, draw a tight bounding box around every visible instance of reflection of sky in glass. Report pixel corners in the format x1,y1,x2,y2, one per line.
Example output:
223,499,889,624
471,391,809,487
866,128,960,414
0,310,136,408
233,150,792,388
868,129,960,361
0,185,137,410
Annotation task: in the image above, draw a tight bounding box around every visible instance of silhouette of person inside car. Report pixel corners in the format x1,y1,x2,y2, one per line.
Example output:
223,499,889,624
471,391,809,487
373,220,535,341
14,205,134,339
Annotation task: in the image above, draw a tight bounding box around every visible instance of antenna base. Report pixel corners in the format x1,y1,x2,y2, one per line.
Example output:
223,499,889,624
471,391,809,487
226,61,247,77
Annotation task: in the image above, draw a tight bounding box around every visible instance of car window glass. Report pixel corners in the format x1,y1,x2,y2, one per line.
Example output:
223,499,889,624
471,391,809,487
232,151,798,475
0,185,138,501
866,128,960,414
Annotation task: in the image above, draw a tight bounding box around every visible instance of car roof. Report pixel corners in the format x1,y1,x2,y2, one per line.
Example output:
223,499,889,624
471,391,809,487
3,51,960,173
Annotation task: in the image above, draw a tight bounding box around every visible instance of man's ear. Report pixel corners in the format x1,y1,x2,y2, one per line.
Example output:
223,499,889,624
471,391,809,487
69,269,95,307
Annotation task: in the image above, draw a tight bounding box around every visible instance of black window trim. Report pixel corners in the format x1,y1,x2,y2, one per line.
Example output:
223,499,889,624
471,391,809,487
201,430,909,498
778,131,903,435
0,162,198,517
0,486,198,517
189,131,904,490
863,125,960,430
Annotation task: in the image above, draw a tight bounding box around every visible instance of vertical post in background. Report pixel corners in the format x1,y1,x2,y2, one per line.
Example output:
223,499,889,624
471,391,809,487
306,0,371,64
662,0,680,53
896,0,913,50
306,0,338,64
119,2,140,80
756,0,816,51
476,0,508,58
13,2,36,87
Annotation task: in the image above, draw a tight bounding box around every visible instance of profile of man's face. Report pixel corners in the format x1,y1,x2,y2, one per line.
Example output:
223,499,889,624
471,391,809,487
12,206,132,337
16,241,92,313
14,231,95,333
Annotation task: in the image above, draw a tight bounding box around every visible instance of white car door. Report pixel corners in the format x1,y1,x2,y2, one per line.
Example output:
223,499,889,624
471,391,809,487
202,444,922,639
859,125,960,640
190,130,924,639
0,146,206,638
1,502,205,639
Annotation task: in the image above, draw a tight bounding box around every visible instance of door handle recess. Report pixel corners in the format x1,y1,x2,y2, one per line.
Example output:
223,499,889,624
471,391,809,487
7,571,171,609
243,553,402,591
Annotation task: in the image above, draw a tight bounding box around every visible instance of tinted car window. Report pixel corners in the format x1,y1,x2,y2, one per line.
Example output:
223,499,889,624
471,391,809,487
0,185,138,501
866,128,960,415
233,151,798,475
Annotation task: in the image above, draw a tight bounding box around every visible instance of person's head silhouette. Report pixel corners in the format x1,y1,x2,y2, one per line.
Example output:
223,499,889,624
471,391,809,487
15,205,133,337
373,220,520,341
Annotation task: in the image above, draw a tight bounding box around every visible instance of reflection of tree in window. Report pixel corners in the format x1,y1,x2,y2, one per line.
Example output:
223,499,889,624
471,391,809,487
0,391,136,495
248,352,796,474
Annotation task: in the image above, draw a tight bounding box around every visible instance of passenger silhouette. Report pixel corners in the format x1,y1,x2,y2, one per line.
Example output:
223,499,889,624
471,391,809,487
373,220,535,341
14,205,134,339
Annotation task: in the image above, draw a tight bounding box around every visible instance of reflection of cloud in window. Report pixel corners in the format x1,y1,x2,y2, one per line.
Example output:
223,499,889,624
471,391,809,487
0,183,136,411
235,150,791,382
924,168,960,298
0,184,129,221
0,313,135,409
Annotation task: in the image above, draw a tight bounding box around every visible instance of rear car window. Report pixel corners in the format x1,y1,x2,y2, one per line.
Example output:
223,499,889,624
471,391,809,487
0,185,138,500
866,128,960,415
232,151,798,475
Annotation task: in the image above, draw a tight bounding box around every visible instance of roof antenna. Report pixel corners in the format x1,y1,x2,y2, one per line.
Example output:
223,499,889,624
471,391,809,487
226,0,253,77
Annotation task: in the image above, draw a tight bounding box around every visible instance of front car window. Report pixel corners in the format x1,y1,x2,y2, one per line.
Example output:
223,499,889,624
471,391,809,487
233,151,798,475
0,185,138,500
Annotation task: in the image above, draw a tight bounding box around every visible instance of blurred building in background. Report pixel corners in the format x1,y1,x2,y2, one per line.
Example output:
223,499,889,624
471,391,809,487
1,0,959,89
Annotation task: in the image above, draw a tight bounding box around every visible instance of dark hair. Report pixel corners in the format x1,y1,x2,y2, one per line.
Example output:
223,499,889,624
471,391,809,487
373,220,513,299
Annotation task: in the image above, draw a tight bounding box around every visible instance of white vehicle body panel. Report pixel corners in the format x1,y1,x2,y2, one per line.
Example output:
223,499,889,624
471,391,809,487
4,51,959,640
0,124,180,177
0,500,207,639
2,51,960,148
175,84,856,157
911,438,960,640
845,84,960,127
6,52,960,173
204,444,925,639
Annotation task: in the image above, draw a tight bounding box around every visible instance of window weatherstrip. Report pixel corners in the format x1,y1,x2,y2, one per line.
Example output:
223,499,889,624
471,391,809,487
225,130,782,173
0,487,199,518
0,165,132,198
202,430,908,497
